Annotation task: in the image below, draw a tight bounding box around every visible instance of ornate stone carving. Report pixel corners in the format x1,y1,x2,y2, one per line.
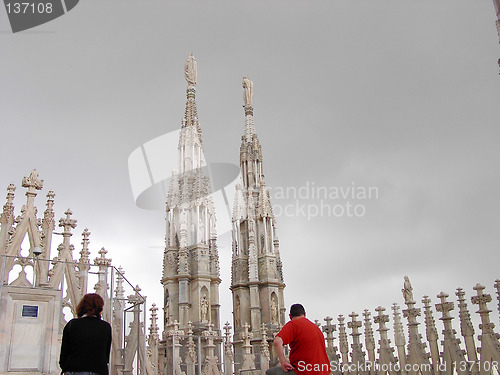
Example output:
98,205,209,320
22,169,43,191
184,53,197,86
271,297,278,325
201,294,210,322
242,76,253,107
402,275,414,303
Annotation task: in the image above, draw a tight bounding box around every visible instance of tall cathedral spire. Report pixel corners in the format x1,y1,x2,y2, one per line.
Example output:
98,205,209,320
161,55,220,335
494,0,500,37
231,77,285,368
494,0,500,73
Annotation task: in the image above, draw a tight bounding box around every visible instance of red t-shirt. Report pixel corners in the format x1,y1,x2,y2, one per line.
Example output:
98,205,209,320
276,317,330,375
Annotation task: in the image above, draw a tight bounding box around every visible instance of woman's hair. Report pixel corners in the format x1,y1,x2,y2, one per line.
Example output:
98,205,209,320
76,293,104,318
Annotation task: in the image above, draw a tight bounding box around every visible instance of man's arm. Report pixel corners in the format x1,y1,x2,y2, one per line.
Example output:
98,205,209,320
273,336,294,372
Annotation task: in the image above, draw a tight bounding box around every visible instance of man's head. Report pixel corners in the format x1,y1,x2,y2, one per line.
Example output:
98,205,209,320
289,303,306,318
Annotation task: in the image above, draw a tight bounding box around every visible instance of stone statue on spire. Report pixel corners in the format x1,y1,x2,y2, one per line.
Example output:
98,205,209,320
242,76,253,106
402,275,414,303
184,53,197,86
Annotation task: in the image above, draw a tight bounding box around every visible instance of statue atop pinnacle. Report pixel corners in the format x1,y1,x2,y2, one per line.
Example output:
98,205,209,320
184,53,197,86
242,76,253,107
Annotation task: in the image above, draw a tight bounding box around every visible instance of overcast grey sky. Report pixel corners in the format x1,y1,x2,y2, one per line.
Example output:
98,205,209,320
1,0,500,331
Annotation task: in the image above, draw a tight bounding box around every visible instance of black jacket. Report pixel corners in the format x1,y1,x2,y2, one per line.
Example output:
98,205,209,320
59,317,112,375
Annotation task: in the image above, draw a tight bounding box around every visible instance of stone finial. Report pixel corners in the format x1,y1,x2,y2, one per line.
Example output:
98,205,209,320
4,183,15,206
127,285,143,304
45,190,55,210
22,169,43,193
436,292,454,317
240,322,253,342
42,190,55,229
6,183,15,201
323,316,336,336
59,209,77,235
173,319,180,332
1,183,16,223
472,283,492,309
115,266,125,299
224,321,232,337
94,247,112,267
374,306,389,325
79,228,91,264
204,322,215,335
149,303,159,344
348,312,362,333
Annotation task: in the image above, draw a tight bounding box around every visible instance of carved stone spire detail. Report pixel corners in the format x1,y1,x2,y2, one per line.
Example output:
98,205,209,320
80,228,91,264
401,277,431,375
392,303,407,371
149,304,159,344
456,287,478,370
323,316,338,363
348,311,367,374
471,283,500,369
338,314,349,366
1,183,15,223
422,296,440,375
22,169,43,196
375,306,399,375
94,247,112,267
0,183,16,251
59,209,77,236
363,309,376,371
436,292,468,375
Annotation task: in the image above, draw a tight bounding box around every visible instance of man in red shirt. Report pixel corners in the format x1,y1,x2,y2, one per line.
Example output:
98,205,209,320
267,304,330,375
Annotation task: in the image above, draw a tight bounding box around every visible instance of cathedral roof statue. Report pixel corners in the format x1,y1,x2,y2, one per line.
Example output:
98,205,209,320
184,53,197,86
242,76,253,107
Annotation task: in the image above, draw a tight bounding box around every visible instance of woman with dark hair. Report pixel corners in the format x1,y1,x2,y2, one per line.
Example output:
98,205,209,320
59,293,112,375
